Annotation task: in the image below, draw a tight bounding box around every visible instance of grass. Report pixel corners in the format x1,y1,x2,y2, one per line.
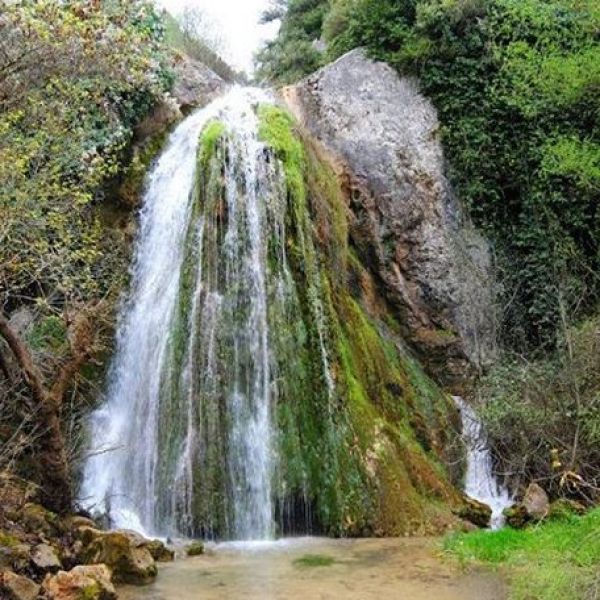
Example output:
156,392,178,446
444,508,600,599
293,553,336,568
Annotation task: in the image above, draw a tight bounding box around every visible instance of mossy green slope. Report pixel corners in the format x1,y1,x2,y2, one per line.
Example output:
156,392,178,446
258,105,464,536
155,106,464,538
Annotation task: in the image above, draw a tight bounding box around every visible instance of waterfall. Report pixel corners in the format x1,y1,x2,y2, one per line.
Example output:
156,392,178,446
454,397,512,529
82,87,304,540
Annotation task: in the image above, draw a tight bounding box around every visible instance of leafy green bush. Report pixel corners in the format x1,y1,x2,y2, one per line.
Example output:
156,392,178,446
255,0,329,83
478,312,600,502
0,1,172,310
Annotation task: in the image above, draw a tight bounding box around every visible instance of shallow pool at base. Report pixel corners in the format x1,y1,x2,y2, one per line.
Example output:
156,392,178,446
120,537,505,600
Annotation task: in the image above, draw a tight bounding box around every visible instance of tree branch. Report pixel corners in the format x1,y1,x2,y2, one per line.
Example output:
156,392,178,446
0,313,46,405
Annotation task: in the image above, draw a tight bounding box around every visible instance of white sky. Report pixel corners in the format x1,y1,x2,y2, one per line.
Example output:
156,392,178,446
156,0,280,73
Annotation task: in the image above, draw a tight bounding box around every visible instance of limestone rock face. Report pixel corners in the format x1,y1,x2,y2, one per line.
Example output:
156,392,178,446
42,564,116,600
172,55,226,113
284,49,495,388
0,570,40,600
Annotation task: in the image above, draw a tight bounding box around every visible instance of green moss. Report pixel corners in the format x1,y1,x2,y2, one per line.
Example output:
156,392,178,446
198,120,227,171
258,105,306,206
293,553,335,567
81,583,101,600
255,104,462,536
0,532,19,547
27,315,67,351
119,130,169,205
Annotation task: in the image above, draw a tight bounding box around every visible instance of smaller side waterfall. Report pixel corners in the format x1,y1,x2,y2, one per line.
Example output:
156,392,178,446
454,397,512,529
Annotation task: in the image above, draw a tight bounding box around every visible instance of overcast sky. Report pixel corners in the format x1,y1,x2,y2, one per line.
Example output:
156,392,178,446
156,0,279,73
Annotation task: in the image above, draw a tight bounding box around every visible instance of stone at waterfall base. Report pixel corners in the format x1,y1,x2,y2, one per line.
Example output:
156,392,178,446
456,497,492,528
42,564,116,600
186,541,205,557
76,528,158,585
503,483,550,528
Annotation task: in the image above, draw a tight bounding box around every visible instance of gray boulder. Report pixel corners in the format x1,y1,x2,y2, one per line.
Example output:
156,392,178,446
523,482,550,521
284,49,496,388
31,543,62,573
172,55,226,113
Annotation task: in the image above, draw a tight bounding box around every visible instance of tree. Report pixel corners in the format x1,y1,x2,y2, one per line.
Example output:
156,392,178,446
0,308,95,514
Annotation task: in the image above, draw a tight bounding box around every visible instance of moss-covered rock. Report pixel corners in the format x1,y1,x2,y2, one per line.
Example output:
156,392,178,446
20,503,59,537
144,540,174,563
548,498,587,521
78,529,156,585
185,541,205,557
503,504,529,529
457,497,492,529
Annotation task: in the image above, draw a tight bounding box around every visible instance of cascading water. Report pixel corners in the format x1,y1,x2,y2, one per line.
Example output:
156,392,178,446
454,396,512,529
82,87,321,540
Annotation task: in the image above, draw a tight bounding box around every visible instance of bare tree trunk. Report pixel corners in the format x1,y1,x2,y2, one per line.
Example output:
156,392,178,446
0,310,93,514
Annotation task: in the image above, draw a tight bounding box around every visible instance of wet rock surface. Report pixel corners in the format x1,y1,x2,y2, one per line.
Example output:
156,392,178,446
284,49,496,389
78,528,158,585
457,497,493,529
503,482,551,528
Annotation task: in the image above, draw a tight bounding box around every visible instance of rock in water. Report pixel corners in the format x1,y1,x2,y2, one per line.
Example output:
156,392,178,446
0,570,40,600
523,483,550,521
186,541,205,557
284,49,495,389
78,529,157,585
43,564,116,600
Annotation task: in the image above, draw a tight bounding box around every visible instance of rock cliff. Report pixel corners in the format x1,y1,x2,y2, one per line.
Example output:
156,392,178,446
284,49,495,389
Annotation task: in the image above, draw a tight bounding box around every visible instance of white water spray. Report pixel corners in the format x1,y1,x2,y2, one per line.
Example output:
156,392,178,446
82,88,279,540
454,396,512,529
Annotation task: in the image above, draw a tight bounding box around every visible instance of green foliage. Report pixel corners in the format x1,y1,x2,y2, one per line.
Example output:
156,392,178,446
255,0,329,83
293,553,335,567
445,508,600,599
259,0,600,349
0,1,172,311
26,316,67,352
478,312,600,500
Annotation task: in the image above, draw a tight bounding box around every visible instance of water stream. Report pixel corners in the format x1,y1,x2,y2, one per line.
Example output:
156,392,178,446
83,88,288,540
454,396,512,528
